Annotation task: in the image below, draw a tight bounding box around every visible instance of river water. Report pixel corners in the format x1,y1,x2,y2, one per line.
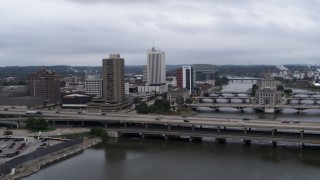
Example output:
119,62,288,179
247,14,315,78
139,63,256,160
23,138,320,180
23,80,320,180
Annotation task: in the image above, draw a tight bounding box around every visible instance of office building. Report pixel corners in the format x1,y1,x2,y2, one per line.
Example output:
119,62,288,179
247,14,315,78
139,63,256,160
28,67,61,103
176,66,196,94
102,54,125,104
85,73,103,98
147,47,166,86
195,70,217,85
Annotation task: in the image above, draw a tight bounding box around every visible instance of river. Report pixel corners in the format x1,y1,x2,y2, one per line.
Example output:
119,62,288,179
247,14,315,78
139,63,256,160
23,138,320,180
23,80,320,180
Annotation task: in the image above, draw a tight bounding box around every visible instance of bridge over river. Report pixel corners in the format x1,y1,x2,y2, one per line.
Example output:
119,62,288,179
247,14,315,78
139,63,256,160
1,110,320,147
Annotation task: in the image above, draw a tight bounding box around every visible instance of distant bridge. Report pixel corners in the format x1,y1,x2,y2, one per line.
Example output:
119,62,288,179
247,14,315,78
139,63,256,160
228,77,261,83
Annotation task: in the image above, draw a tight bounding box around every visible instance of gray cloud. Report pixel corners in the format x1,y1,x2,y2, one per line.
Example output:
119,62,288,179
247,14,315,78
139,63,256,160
0,0,320,66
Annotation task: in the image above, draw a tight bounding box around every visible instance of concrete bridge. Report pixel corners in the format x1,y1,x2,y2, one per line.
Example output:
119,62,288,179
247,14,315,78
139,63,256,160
198,96,253,103
287,97,320,104
228,77,261,83
188,103,320,113
210,91,250,95
1,109,320,147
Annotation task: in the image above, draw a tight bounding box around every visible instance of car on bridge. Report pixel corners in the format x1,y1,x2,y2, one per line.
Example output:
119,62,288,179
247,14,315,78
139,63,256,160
281,121,290,123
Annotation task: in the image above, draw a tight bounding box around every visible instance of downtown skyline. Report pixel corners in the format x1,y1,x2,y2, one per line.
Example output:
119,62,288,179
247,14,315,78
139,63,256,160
1,0,320,66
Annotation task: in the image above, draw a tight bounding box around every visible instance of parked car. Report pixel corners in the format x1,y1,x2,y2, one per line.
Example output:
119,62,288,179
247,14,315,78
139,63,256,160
242,118,250,121
281,121,290,123
1,144,7,149
183,119,190,122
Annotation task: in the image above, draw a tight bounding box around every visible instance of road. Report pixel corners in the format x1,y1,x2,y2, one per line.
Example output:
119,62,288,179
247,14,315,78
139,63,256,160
2,108,320,132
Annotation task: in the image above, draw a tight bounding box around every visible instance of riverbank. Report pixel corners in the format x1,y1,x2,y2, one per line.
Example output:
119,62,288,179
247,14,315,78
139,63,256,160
3,137,102,180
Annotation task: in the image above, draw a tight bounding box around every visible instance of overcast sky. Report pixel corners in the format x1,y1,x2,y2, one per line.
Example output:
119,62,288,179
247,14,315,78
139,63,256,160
1,0,320,66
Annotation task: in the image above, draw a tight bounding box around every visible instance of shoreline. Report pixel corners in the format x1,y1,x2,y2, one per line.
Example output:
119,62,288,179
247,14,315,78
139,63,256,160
4,137,102,180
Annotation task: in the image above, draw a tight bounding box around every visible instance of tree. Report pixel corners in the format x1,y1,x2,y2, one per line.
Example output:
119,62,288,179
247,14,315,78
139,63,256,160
251,84,258,97
176,95,185,107
133,97,141,104
4,130,13,136
154,99,171,113
276,85,284,91
136,102,149,114
284,89,293,94
185,98,193,104
26,116,48,131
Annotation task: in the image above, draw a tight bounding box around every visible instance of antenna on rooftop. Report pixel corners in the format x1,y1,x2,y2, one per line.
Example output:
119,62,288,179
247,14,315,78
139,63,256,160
152,40,155,51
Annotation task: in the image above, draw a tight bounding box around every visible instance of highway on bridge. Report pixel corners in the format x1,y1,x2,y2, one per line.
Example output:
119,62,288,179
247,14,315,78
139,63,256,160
1,108,320,132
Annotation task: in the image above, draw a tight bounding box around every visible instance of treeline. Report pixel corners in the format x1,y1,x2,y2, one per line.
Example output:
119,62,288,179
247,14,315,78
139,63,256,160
135,99,171,114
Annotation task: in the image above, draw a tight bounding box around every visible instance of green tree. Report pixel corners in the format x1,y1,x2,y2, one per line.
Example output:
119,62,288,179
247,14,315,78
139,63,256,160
154,99,171,113
251,84,258,97
185,98,193,104
26,116,48,131
4,130,13,136
176,95,185,107
284,89,293,94
90,127,107,139
277,85,284,91
136,102,149,114
133,97,141,104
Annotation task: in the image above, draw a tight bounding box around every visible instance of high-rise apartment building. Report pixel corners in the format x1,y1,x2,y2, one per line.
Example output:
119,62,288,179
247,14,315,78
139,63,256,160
85,73,103,98
147,47,166,86
28,67,61,103
176,66,196,94
102,54,125,104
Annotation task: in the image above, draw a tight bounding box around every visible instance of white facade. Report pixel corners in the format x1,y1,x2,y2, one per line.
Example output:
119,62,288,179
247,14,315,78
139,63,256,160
125,82,130,95
147,48,166,86
85,74,103,97
166,76,177,87
138,84,168,94
182,66,196,94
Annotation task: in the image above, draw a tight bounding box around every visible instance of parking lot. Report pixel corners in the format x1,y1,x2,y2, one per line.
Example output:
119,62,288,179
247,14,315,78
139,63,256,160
0,137,61,164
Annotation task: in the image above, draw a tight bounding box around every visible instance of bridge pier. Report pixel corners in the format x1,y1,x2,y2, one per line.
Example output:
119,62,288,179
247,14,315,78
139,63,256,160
243,139,251,146
272,129,276,136
217,126,220,133
52,121,55,126
104,122,107,128
168,125,171,131
163,134,168,140
244,128,247,135
189,137,193,142
300,130,304,138
81,121,84,127
272,141,277,147
124,123,127,128
67,121,69,125
145,124,148,129
16,121,20,128
215,138,226,144
299,142,305,149
192,125,195,132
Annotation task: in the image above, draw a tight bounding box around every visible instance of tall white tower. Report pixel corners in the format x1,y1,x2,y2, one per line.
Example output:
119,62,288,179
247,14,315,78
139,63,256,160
147,47,166,86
